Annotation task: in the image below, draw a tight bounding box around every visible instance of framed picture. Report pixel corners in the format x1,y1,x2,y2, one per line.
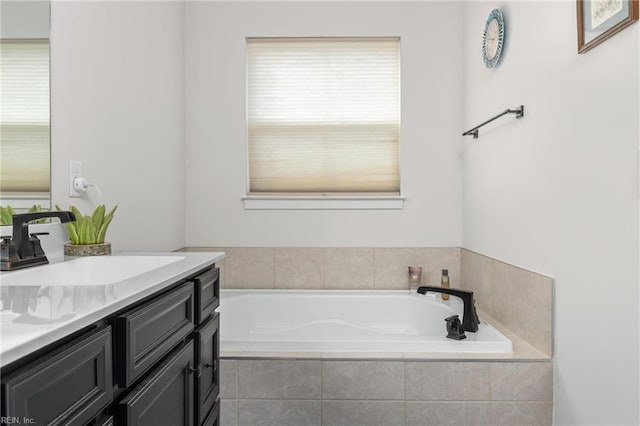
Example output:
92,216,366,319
577,0,639,53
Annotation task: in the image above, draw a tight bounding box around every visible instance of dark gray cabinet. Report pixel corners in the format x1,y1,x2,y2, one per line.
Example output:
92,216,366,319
195,313,220,424
116,284,195,387
1,326,113,425
119,341,195,426
202,399,220,426
1,264,220,426
194,267,219,324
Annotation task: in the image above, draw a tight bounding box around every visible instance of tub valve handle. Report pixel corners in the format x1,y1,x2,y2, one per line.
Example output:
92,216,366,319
445,315,466,340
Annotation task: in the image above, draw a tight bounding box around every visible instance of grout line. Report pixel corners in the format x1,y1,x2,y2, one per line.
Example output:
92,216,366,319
320,359,323,424
403,360,407,424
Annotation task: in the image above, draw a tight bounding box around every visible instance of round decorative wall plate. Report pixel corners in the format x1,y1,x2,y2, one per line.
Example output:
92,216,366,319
482,8,505,68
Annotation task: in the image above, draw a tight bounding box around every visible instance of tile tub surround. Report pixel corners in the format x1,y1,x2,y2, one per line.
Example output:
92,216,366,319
460,249,553,357
219,359,553,426
181,247,553,356
181,247,461,290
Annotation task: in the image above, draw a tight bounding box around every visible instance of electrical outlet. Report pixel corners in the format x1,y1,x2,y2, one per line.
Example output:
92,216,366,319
69,160,83,197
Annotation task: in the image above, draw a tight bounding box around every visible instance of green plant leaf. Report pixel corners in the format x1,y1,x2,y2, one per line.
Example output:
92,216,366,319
78,215,95,244
92,204,105,231
94,205,117,243
66,222,79,244
0,206,12,225
96,215,113,243
103,205,118,222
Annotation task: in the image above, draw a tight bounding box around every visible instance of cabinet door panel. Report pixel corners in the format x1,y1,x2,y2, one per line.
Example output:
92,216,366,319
202,399,220,426
2,326,113,425
195,313,219,424
119,341,194,426
116,285,195,387
194,267,219,325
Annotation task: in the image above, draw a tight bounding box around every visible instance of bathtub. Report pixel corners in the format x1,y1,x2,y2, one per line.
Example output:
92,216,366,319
219,289,512,353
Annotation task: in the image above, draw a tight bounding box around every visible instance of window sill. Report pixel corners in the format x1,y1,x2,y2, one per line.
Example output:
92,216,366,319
242,195,405,210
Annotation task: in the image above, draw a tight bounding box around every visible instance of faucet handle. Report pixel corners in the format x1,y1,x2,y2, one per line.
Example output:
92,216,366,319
444,315,466,340
29,233,49,257
1,236,19,264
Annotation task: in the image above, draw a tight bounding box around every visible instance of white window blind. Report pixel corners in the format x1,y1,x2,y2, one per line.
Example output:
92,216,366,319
0,40,50,194
247,37,400,194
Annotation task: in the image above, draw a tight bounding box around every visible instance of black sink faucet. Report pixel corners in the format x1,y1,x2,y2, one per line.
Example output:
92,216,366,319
1,211,76,271
416,286,480,332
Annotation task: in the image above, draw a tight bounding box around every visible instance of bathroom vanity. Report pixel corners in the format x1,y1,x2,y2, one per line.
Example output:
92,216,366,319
0,252,223,426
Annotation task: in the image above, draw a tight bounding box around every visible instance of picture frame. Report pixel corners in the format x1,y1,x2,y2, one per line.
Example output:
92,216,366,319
577,0,639,53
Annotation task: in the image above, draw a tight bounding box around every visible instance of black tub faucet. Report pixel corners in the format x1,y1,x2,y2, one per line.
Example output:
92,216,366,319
417,286,480,333
1,211,76,271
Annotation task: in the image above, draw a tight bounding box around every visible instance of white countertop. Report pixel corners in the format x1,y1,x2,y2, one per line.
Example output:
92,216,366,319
0,251,224,366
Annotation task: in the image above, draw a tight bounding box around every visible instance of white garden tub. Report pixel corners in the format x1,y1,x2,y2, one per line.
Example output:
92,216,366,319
219,290,512,353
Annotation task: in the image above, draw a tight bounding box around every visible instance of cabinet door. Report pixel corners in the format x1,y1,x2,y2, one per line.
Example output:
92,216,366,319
116,284,195,387
193,267,219,325
119,341,194,426
202,399,220,426
194,313,219,425
2,326,113,425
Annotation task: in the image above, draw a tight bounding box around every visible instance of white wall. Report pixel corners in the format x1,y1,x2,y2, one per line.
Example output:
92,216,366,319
50,1,185,251
184,1,463,248
462,2,639,425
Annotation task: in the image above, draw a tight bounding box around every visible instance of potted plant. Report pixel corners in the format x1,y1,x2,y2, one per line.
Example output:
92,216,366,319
55,204,117,256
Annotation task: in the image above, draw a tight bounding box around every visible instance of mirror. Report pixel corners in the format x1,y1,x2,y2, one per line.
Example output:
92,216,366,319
0,1,50,216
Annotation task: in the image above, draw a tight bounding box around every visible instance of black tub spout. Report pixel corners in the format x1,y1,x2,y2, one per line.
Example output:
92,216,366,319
417,286,480,333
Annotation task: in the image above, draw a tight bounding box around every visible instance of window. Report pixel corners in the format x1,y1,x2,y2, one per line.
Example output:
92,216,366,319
0,40,50,203
246,37,400,200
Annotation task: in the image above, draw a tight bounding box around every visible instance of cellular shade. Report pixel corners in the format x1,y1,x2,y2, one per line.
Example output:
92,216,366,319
0,40,50,194
247,37,400,194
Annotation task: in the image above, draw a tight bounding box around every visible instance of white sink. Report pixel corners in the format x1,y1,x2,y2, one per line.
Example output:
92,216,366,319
0,255,185,286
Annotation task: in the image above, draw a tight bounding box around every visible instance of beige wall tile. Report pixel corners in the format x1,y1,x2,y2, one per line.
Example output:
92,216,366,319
323,248,374,290
489,362,553,402
502,267,553,356
220,360,237,399
461,249,553,356
223,248,274,289
406,401,489,426
460,249,497,315
405,362,490,401
374,248,429,290
488,402,553,426
220,399,237,426
238,360,321,399
374,248,460,290
237,400,321,426
274,248,324,289
423,248,462,290
322,361,405,400
322,400,405,426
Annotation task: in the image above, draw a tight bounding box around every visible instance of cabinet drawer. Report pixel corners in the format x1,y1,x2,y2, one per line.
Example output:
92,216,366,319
2,326,113,425
195,313,220,424
119,341,194,426
116,284,195,387
202,398,220,426
193,267,219,324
